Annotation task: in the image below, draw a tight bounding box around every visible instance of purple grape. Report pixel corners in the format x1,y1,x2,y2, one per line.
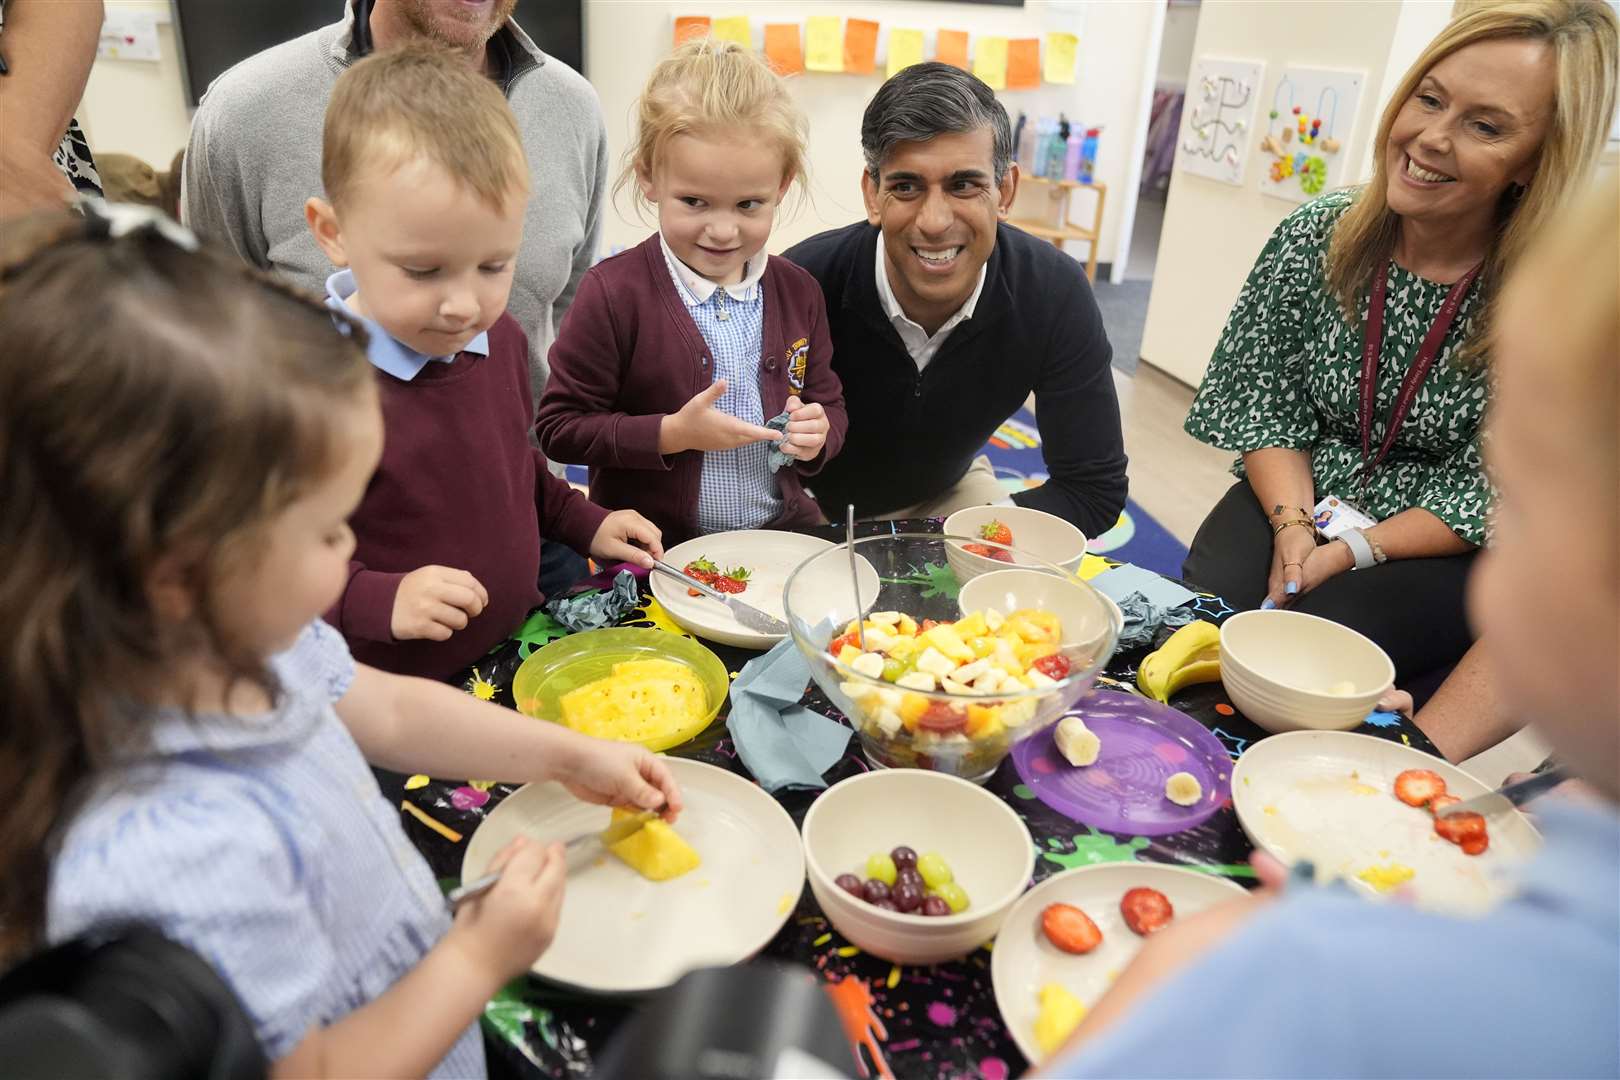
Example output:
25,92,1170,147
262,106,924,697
873,898,899,912
891,846,918,871
896,867,924,893
862,879,891,904
921,896,951,917
892,881,924,912
835,873,864,898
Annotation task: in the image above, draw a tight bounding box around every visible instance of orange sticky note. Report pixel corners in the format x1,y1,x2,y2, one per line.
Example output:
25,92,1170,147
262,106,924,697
764,23,804,76
973,35,1008,91
936,29,969,70
805,15,843,72
1006,38,1040,91
713,16,750,47
673,16,710,47
843,18,879,75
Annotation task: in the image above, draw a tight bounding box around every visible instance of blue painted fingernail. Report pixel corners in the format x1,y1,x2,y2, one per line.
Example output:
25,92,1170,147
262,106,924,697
1261,598,1276,610
1285,581,1299,595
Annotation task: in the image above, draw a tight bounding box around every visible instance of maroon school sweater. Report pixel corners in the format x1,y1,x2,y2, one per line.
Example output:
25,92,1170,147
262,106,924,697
535,235,846,545
328,313,608,680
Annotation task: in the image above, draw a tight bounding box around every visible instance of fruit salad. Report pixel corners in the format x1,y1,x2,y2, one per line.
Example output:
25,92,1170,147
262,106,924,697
683,557,750,596
827,608,1075,772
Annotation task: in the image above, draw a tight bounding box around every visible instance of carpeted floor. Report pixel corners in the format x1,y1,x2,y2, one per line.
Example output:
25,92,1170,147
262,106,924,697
1092,278,1153,377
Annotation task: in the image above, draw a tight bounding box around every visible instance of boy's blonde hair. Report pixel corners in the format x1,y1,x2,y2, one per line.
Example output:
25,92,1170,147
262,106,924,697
322,44,529,211
616,37,808,213
1326,0,1618,366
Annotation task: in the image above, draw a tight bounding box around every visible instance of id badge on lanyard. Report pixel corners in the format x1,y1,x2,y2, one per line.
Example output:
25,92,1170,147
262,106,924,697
1356,260,1481,498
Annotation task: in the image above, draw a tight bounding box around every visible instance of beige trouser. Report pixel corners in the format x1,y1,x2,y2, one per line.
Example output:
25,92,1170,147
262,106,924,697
871,455,1011,521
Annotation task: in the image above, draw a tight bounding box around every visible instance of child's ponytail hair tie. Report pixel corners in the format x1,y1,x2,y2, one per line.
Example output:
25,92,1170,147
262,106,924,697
77,197,199,252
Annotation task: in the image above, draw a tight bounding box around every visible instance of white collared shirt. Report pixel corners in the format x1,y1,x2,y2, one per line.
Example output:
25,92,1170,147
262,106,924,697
874,239,988,372
658,232,768,305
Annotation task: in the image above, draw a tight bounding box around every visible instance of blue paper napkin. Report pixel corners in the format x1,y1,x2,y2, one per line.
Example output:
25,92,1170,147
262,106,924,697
1090,562,1198,610
727,635,852,792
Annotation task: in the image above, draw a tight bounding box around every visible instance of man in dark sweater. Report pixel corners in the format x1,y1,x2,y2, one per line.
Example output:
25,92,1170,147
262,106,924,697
784,63,1128,538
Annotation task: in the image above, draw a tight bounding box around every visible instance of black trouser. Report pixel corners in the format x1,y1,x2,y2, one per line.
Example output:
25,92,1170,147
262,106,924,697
1183,481,1476,682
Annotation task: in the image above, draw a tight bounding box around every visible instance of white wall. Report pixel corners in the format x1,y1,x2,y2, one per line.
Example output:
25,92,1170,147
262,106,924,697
1157,0,1200,88
76,1,190,168
1138,0,1455,387
585,1,1160,263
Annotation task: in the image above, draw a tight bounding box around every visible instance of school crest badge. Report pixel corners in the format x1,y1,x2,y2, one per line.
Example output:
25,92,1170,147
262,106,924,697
785,337,808,392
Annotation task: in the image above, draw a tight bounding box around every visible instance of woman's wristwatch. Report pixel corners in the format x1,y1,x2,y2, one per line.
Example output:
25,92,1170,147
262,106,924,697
1339,527,1387,570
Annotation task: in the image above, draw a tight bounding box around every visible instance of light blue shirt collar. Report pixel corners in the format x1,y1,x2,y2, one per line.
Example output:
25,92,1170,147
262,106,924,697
324,269,489,381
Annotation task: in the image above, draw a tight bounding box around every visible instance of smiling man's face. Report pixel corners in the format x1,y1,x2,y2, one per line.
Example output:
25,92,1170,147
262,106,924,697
862,127,1018,335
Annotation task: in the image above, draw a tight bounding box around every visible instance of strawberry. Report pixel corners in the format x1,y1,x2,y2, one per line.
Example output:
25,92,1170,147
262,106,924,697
1120,887,1174,936
979,519,1014,546
1428,794,1461,816
1460,834,1489,856
715,565,751,594
1041,902,1102,954
916,702,967,734
1394,768,1447,808
1434,811,1487,846
684,557,720,585
1032,654,1072,680
827,632,860,657
963,542,1014,563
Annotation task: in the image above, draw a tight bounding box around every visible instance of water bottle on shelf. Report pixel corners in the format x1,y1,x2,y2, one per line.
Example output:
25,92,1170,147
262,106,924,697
1063,126,1083,181
1079,128,1101,183
1014,111,1034,171
1044,115,1071,182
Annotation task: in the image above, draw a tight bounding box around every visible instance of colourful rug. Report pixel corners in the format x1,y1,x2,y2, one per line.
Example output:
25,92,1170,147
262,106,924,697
982,409,1189,580
564,408,1190,580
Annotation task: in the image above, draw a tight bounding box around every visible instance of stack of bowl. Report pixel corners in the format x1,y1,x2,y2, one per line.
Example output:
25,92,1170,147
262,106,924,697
1218,610,1395,734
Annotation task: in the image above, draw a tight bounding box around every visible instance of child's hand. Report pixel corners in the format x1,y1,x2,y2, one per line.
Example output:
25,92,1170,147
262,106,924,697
588,510,663,570
659,379,784,454
777,395,830,462
448,836,566,981
392,565,489,641
561,735,685,822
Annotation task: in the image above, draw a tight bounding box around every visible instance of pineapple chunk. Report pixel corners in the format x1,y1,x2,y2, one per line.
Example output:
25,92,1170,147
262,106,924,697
973,668,1006,694
895,670,938,693
969,635,998,659
965,703,1005,738
1034,983,1086,1057
895,613,919,637
983,608,1006,632
1010,609,1062,643
913,646,956,679
1017,641,1060,668
608,810,700,882
862,628,897,652
1001,699,1038,728
850,652,886,679
837,644,861,665
939,676,971,696
920,624,975,663
887,637,921,662
954,612,988,639
952,659,990,683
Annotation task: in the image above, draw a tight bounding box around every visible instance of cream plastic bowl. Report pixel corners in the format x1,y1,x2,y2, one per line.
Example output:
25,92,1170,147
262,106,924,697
1219,610,1395,734
943,504,1088,583
801,770,1035,965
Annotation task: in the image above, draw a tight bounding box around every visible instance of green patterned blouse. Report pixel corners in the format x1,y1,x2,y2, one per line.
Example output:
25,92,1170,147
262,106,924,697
1184,189,1492,546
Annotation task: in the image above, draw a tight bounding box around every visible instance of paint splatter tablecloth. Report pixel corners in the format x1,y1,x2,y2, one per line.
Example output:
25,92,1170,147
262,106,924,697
391,520,1435,1079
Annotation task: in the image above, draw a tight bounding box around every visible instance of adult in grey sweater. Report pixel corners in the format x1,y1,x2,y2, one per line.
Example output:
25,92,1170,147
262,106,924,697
181,0,605,403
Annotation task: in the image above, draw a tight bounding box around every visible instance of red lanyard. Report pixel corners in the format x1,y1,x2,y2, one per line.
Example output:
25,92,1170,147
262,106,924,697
1358,260,1481,486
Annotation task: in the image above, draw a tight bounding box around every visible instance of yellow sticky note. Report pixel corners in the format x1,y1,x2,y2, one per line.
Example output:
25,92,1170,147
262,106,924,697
1078,554,1111,581
806,15,843,72
713,16,750,47
887,28,924,78
1044,31,1078,84
973,35,1008,91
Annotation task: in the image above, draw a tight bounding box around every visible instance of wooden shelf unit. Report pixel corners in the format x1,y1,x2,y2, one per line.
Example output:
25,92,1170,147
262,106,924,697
1009,177,1107,283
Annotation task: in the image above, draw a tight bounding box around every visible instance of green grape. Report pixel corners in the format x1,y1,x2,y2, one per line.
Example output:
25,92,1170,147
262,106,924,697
934,880,970,913
881,657,912,682
916,853,953,889
865,853,897,886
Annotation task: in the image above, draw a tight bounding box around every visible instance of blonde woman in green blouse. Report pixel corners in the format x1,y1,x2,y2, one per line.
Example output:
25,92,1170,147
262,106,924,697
1182,0,1616,681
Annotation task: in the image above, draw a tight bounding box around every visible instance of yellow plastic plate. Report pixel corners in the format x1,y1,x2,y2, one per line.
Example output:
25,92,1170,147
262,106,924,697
511,627,728,752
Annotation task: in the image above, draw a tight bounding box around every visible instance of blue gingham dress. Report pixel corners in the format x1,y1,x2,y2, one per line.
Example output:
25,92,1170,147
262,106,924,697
47,621,484,1077
660,240,783,532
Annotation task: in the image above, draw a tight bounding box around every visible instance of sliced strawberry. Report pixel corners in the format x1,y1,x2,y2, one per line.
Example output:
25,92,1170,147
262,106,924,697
1434,811,1486,846
687,587,702,597
1041,902,1102,954
1460,834,1489,856
917,702,967,734
979,519,1014,546
827,632,860,657
1120,887,1174,936
1428,794,1461,816
1032,654,1072,681
1394,769,1447,808
963,542,999,559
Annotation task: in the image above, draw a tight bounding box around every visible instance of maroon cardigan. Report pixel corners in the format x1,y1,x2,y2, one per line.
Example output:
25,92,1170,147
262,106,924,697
329,313,608,680
536,235,846,544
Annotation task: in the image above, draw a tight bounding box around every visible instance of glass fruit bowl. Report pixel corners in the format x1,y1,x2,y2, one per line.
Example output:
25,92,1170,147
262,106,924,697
783,533,1119,782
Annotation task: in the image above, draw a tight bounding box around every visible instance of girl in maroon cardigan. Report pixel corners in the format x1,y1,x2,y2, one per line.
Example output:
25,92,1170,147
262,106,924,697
536,39,846,545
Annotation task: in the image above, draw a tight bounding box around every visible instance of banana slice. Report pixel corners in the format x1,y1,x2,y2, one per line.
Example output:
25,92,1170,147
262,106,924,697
1164,771,1202,806
1054,716,1101,767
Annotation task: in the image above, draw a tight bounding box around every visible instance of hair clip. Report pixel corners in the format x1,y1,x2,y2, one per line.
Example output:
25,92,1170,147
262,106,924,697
77,197,199,253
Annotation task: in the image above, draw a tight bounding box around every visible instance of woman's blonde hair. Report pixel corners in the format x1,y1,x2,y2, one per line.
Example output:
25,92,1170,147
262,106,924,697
1326,0,1618,364
1497,173,1619,558
0,213,374,958
615,37,809,217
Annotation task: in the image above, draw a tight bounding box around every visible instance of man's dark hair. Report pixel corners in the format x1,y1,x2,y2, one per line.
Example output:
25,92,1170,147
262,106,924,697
860,62,1014,183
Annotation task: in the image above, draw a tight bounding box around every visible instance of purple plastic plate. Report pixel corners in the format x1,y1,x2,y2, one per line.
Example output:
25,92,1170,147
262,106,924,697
1011,690,1233,836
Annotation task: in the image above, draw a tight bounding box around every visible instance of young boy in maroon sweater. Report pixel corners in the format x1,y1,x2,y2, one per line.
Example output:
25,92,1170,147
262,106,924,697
302,47,661,680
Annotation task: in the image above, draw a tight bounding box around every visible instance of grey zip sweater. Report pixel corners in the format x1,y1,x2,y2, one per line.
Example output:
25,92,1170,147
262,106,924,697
180,1,605,402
